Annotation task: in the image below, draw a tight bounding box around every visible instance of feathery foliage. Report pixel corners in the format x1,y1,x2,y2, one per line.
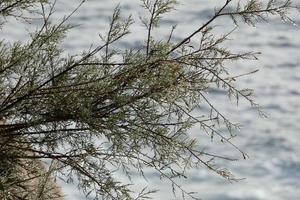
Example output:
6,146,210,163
0,0,298,199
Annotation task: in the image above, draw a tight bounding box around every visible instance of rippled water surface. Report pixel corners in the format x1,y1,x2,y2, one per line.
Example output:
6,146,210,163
2,0,300,199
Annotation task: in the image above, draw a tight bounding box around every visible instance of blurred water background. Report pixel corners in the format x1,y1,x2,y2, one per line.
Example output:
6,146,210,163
1,0,300,199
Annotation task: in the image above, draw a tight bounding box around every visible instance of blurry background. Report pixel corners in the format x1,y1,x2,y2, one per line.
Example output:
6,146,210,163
1,0,300,199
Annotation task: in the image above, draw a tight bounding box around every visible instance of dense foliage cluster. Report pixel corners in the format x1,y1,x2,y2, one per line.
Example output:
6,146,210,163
0,0,298,199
